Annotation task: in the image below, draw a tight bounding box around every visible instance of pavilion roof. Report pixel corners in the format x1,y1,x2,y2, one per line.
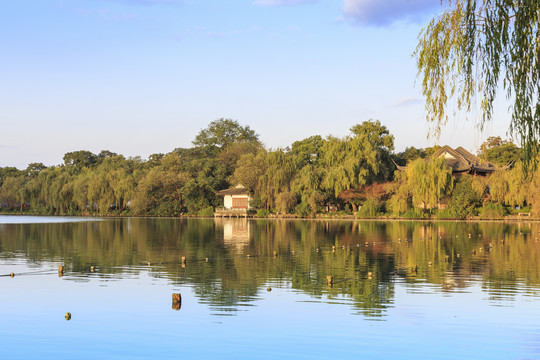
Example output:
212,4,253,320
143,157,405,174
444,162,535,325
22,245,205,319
215,184,250,196
396,145,509,175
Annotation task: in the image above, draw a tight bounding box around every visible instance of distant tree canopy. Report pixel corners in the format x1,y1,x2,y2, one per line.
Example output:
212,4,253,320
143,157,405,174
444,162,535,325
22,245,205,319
478,136,521,166
416,0,540,167
1,118,536,217
63,150,98,168
193,118,261,149
395,145,441,166
397,147,426,164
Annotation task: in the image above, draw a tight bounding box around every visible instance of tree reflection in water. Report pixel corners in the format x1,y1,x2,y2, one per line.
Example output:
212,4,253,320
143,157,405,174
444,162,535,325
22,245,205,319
0,218,538,318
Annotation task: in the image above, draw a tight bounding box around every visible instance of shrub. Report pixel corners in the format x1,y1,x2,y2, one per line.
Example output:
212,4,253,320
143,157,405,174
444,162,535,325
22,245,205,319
446,175,481,219
294,202,311,218
479,203,507,219
357,200,380,218
436,208,457,219
401,208,424,219
276,191,297,214
256,209,270,218
198,206,214,217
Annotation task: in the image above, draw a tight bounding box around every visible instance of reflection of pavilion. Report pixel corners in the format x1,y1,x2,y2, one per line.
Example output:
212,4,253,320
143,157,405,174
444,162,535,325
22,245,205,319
215,218,251,253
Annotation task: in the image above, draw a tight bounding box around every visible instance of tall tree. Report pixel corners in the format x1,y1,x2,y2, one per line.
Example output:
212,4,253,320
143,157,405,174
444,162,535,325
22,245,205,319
403,158,454,211
321,120,395,197
416,0,540,167
193,118,261,149
63,150,98,169
478,136,521,166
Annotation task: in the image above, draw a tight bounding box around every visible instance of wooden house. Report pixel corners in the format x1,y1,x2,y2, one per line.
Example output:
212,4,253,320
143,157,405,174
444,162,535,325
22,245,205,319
395,145,511,175
214,184,254,217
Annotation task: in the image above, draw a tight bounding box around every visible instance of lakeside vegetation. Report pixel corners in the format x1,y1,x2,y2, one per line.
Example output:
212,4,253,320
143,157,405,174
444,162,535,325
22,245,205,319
0,119,533,219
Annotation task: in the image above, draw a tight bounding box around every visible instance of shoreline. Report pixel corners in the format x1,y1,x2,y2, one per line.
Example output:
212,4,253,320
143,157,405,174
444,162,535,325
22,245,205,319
0,211,538,223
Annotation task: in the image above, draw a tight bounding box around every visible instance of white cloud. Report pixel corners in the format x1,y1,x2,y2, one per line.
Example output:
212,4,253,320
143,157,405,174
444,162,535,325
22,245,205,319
253,0,319,6
343,0,441,26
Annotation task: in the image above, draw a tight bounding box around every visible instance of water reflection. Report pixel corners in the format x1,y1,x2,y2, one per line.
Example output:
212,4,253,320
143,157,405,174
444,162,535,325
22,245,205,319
215,218,251,254
0,218,539,319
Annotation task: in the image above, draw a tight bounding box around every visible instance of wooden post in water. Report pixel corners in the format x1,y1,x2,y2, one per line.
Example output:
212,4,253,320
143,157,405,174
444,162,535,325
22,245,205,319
172,293,182,310
181,257,186,268
10,272,14,278
58,265,64,277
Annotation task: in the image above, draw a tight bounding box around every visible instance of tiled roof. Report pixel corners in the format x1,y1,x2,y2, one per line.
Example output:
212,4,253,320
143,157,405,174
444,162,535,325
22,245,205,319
215,184,250,196
395,146,508,174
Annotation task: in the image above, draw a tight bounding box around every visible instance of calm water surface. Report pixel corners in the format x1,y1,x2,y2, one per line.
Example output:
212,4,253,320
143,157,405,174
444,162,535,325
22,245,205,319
0,216,539,359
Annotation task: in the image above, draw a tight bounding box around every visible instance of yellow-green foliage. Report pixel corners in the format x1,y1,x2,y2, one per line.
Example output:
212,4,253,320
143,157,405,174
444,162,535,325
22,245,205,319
392,157,453,212
416,0,540,166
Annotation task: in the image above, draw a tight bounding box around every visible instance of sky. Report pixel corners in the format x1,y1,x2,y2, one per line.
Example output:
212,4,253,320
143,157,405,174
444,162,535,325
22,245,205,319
1,0,512,169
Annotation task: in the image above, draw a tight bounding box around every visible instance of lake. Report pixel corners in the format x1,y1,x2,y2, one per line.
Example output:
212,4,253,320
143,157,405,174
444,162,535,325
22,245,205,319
0,216,539,359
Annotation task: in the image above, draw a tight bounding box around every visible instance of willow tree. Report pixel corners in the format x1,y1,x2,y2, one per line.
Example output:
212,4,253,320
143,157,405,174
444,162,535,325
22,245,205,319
405,158,454,211
258,149,297,210
321,120,394,198
416,0,540,168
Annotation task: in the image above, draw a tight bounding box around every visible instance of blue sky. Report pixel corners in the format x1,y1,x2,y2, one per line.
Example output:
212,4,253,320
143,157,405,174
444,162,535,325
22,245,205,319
1,0,511,169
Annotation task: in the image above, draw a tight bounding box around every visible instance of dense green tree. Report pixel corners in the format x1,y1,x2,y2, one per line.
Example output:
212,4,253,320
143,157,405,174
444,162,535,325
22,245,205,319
396,147,426,164
63,150,98,169
97,150,118,160
175,147,227,213
291,165,326,214
0,176,25,209
289,135,324,168
488,164,529,208
0,167,21,187
478,136,521,166
24,163,46,177
130,167,189,215
321,120,395,198
387,171,410,215
146,153,165,168
258,149,297,210
275,191,297,214
231,151,268,191
445,175,482,219
403,158,454,211
219,142,262,181
193,118,261,149
424,145,442,158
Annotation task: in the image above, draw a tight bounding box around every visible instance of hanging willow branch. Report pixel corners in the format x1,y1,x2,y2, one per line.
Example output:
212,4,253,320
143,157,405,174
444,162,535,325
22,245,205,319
415,0,540,172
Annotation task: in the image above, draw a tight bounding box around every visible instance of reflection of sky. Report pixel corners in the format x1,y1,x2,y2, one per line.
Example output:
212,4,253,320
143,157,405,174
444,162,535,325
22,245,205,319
1,261,540,359
0,215,101,224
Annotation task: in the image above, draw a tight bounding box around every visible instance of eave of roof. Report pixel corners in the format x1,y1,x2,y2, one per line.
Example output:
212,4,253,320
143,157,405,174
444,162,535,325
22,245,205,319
215,184,250,196
396,145,510,174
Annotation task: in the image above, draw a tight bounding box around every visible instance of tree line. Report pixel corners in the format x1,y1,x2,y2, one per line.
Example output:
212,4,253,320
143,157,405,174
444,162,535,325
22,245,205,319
0,118,533,218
